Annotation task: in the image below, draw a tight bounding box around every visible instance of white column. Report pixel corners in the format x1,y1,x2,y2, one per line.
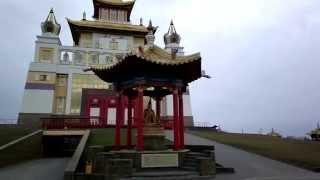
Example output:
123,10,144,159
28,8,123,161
65,72,73,114
166,95,173,116
183,94,193,116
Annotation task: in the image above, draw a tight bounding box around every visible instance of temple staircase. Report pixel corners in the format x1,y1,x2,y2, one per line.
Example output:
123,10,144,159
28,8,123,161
182,151,208,172
124,169,212,180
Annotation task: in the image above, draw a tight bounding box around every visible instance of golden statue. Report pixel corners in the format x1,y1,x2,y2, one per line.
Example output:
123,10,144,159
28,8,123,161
144,99,156,124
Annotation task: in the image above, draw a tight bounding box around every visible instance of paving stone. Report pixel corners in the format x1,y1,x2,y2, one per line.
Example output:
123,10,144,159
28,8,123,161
165,131,318,180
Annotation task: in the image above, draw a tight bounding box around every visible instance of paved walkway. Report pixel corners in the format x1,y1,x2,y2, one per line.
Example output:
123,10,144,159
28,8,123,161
0,158,68,180
165,131,319,180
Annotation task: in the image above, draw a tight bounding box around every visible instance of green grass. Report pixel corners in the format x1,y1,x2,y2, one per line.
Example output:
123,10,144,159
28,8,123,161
0,132,42,168
0,127,34,146
87,128,136,146
190,130,320,171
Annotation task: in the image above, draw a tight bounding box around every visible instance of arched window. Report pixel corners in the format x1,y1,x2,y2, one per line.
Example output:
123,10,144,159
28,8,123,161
62,52,69,62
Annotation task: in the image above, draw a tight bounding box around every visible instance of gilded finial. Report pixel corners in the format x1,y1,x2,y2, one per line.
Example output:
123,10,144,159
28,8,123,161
147,20,153,30
41,8,61,36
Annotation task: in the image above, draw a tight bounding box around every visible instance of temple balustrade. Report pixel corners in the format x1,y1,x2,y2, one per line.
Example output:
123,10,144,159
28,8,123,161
41,116,174,130
58,46,128,66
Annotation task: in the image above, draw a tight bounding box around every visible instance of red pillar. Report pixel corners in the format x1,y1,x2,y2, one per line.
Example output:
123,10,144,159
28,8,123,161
127,97,133,147
119,97,125,127
136,87,144,151
156,97,161,123
100,98,107,127
133,97,138,127
115,93,122,148
178,90,185,149
173,88,180,150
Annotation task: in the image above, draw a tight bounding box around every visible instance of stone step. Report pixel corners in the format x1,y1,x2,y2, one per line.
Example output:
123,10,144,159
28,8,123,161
185,154,208,158
183,161,198,167
187,152,208,156
185,156,208,160
131,170,197,178
182,166,198,171
123,175,214,180
184,158,198,163
122,169,215,180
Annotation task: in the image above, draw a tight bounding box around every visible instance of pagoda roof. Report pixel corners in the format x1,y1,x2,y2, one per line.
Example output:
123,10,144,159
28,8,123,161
90,45,201,70
67,19,148,45
94,0,135,6
93,0,135,19
87,45,202,87
308,128,320,135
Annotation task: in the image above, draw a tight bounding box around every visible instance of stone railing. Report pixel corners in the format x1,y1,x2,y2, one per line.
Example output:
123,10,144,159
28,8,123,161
64,130,90,180
59,46,128,66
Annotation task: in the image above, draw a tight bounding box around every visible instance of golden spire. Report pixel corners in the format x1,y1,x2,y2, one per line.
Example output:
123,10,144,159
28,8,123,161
41,8,61,35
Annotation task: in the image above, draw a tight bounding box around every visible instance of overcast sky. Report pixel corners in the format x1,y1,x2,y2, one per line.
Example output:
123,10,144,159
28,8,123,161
1,0,320,136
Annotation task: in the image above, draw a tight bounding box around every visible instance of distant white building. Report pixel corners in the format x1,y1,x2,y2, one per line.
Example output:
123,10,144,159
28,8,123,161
18,0,194,127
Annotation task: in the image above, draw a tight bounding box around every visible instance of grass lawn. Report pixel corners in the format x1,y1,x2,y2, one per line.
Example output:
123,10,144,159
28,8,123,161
190,130,320,171
87,128,136,146
0,127,34,146
0,130,42,168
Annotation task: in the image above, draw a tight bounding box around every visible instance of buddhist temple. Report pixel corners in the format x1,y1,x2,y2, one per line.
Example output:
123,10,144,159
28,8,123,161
18,0,195,128
267,128,282,138
16,1,220,178
308,123,320,141
87,17,202,150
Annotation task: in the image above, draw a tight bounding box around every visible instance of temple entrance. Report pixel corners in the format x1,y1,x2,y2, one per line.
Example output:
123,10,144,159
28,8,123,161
81,89,130,126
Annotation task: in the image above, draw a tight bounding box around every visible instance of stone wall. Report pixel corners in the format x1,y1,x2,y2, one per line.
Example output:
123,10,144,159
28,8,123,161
18,113,52,129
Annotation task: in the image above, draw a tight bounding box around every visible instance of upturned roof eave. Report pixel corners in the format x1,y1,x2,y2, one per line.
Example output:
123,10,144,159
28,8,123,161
93,0,135,19
67,18,148,44
89,53,202,71
67,19,148,33
94,0,135,6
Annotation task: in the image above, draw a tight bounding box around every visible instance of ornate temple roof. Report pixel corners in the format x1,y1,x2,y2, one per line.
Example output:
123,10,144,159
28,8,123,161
308,128,320,135
89,45,201,70
67,19,148,44
93,0,135,19
68,19,148,33
87,45,202,86
94,0,135,6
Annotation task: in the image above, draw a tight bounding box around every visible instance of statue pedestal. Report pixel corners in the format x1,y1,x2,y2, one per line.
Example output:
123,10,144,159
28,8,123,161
143,123,167,150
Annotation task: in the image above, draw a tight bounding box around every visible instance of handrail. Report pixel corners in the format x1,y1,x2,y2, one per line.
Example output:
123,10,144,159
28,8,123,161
59,46,129,54
41,116,174,130
64,130,90,177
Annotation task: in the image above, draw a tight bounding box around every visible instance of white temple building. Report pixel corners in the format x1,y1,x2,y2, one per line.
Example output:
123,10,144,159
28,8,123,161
18,0,194,127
